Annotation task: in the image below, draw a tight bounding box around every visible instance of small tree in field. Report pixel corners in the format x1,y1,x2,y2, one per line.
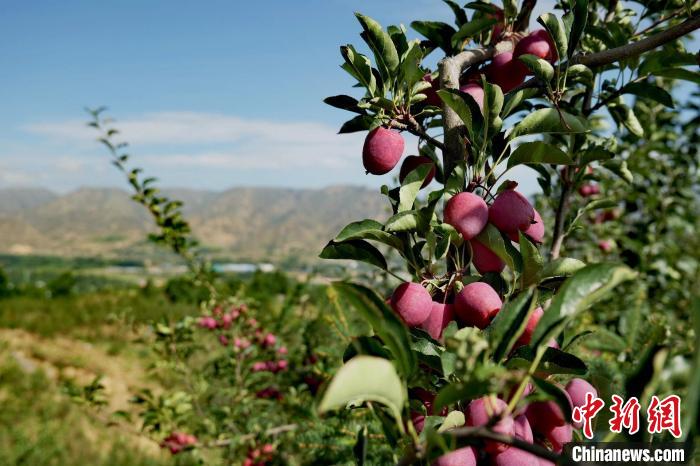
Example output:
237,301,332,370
317,1,699,464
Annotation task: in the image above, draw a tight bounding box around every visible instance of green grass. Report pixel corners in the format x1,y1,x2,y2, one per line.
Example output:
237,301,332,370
0,354,177,466
0,290,195,339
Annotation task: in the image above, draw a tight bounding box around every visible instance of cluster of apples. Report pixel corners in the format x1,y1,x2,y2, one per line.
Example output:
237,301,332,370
430,378,597,465
160,431,197,455
389,184,544,341
361,28,555,179
242,443,276,466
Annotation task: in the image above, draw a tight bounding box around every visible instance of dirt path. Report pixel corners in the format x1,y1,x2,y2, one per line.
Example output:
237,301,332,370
0,327,163,456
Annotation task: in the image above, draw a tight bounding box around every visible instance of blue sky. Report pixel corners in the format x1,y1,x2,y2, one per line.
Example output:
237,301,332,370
0,1,694,194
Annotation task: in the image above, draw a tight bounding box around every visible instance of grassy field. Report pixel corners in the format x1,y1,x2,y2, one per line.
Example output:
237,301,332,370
0,264,206,466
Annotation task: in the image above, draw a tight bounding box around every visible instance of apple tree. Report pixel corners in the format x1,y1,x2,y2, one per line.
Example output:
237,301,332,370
318,1,699,464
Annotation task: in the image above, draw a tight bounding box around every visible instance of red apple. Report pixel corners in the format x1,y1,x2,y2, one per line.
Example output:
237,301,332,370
362,127,404,175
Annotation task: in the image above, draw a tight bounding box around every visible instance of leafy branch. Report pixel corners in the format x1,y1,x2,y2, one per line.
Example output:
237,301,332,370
86,107,215,293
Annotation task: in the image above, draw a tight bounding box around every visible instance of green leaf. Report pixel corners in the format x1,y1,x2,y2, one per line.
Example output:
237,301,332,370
338,114,375,133
331,282,417,378
519,54,554,82
442,0,468,26
320,240,387,270
603,159,633,184
319,356,406,424
620,82,674,108
399,164,433,212
501,88,539,118
538,258,586,282
508,108,587,139
482,81,504,130
566,64,593,86
507,141,573,169
400,40,425,88
437,411,466,432
607,99,644,137
487,289,538,362
356,13,400,81
508,346,588,375
451,17,496,48
582,327,627,352
324,95,367,114
474,223,521,272
387,25,409,58
445,162,466,196
353,426,368,466
567,0,588,57
651,68,700,84
519,233,544,287
531,377,573,422
537,13,567,60
334,219,404,251
531,264,637,348
340,45,377,95
580,147,614,164
436,89,474,139
638,51,697,76
411,21,457,54
386,210,419,232
434,382,489,413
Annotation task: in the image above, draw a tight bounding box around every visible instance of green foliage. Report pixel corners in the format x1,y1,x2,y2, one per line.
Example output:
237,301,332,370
47,271,77,298
0,265,10,298
164,276,211,304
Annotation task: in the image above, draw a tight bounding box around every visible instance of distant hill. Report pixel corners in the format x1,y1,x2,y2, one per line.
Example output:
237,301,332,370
0,186,388,263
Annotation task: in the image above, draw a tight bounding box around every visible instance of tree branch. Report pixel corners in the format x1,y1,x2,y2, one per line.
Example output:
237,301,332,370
389,119,445,151
574,14,700,68
439,42,513,177
550,180,572,259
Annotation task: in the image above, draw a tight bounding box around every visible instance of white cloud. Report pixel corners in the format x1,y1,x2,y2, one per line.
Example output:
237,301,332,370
24,111,353,145
22,111,371,170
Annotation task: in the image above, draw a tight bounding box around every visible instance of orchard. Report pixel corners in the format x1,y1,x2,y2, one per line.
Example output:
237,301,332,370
78,0,700,465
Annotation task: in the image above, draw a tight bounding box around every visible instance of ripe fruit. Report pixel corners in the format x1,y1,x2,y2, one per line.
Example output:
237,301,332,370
492,445,539,466
411,412,426,433
390,282,432,326
525,386,573,433
566,378,598,428
486,52,527,93
455,282,503,328
513,414,534,443
578,183,600,197
508,209,545,244
469,239,505,274
598,239,613,253
514,29,557,64
422,73,442,106
465,397,514,453
516,306,544,346
493,414,540,466
459,83,484,110
362,127,404,175
399,155,436,187
421,302,454,340
544,423,573,453
444,192,489,240
489,188,535,235
433,446,477,466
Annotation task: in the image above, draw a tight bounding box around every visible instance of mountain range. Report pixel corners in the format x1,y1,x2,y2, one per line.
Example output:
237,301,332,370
0,186,389,263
